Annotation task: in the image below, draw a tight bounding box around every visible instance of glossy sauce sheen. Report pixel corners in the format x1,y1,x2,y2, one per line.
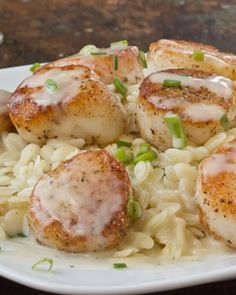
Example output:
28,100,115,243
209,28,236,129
202,142,236,177
19,68,90,107
32,151,126,237
148,96,225,122
150,72,233,98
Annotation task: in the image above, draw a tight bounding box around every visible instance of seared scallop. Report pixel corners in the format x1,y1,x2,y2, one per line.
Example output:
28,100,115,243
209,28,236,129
195,138,236,248
9,65,126,145
28,149,132,252
40,44,143,84
148,39,236,80
137,69,236,151
0,89,14,133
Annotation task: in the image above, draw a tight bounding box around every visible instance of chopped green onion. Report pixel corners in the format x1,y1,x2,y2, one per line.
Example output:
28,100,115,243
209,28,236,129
113,263,127,269
192,49,205,61
79,44,97,55
32,257,53,272
30,63,41,72
45,79,58,92
220,113,230,131
136,143,151,156
163,79,182,88
111,40,128,47
116,139,132,147
139,50,147,68
113,77,128,98
113,54,118,71
90,51,107,56
114,148,133,165
127,199,142,219
134,150,157,164
164,113,188,148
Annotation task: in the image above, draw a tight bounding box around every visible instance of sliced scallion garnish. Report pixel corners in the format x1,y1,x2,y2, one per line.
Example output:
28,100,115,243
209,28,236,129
114,148,133,165
32,257,53,272
139,50,147,68
134,150,157,164
111,40,128,47
164,113,188,148
192,49,205,61
116,139,132,147
163,79,182,88
30,63,41,72
79,44,97,55
45,79,58,92
113,77,128,98
220,113,230,131
90,51,107,56
127,199,142,219
136,143,151,157
113,263,127,269
113,54,118,71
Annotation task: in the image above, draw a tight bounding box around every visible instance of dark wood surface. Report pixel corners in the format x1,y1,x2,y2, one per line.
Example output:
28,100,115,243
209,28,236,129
0,0,236,294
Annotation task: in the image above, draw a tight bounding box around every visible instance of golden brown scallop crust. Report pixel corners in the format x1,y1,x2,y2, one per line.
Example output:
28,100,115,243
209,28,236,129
137,68,236,150
139,69,235,124
199,141,236,215
9,64,93,139
9,64,93,124
28,150,132,252
148,39,236,80
38,46,143,84
196,139,236,248
9,64,126,144
149,39,218,54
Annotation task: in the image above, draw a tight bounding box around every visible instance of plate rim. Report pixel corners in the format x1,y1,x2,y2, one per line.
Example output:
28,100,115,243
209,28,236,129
0,64,236,294
0,262,236,294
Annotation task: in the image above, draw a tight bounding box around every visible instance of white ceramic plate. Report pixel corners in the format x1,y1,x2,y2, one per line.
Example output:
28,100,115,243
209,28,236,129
0,65,236,294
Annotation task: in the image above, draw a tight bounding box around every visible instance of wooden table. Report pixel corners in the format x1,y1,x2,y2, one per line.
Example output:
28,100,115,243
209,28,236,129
0,0,235,294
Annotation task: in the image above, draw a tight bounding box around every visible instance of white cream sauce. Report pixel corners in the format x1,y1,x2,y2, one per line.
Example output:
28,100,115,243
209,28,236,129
202,142,236,176
33,152,123,239
20,68,89,107
0,89,11,114
149,96,225,122
150,72,233,98
0,235,232,271
184,103,224,122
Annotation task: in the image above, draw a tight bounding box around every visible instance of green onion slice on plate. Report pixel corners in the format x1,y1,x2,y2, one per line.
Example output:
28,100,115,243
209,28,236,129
127,199,142,219
116,139,132,147
32,257,53,272
164,113,188,148
220,113,230,131
113,263,127,269
111,40,128,47
139,50,147,68
30,63,41,72
79,44,98,55
90,51,107,56
114,148,133,165
113,77,128,98
192,49,205,61
163,79,182,88
113,54,118,70
134,150,157,164
45,79,58,92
